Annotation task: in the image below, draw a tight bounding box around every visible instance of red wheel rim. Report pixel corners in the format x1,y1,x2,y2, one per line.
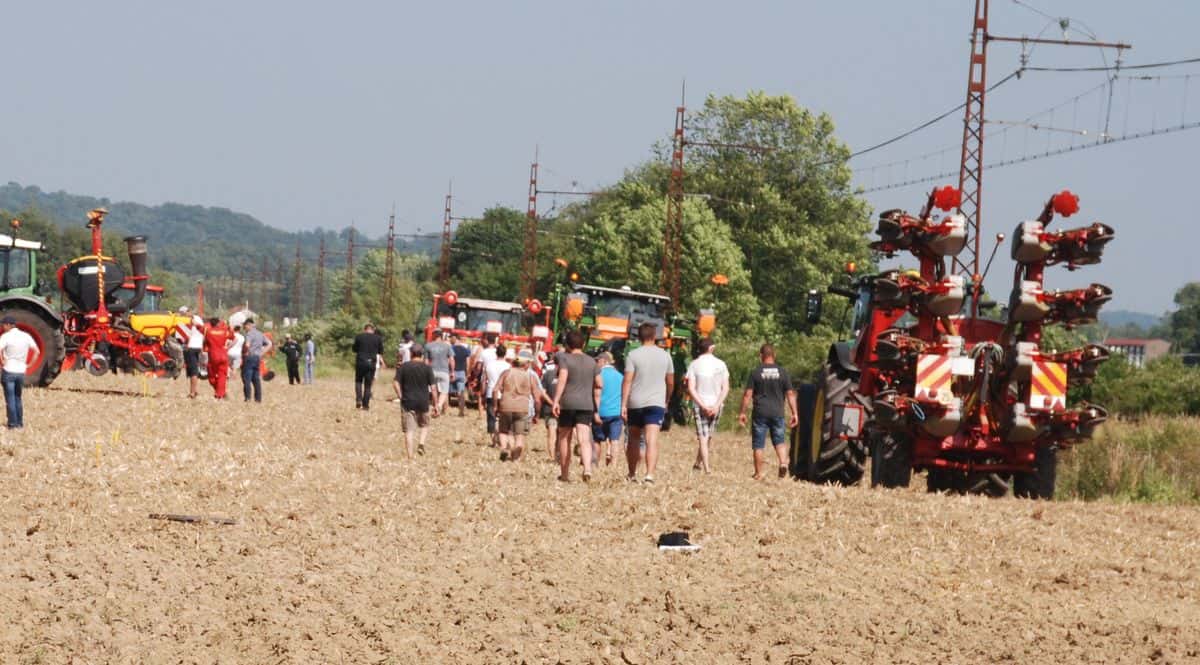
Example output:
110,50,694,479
15,323,46,377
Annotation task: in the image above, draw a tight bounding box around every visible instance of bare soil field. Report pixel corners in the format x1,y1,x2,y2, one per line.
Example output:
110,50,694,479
2,372,1198,664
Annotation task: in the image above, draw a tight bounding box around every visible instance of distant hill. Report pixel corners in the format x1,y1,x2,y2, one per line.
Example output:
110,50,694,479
0,182,436,277
1099,309,1161,332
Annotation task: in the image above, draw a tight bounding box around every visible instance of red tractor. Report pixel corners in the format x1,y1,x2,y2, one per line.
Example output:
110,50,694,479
420,290,554,355
56,208,182,377
794,186,1113,498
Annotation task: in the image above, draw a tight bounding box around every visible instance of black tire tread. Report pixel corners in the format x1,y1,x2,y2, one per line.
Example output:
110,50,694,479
809,365,867,486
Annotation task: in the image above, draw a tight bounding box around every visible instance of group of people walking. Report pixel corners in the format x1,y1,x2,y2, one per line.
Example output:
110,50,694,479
358,319,803,482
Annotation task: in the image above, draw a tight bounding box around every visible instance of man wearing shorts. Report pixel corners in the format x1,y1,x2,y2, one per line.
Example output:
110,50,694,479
394,345,438,459
450,333,471,416
551,331,600,482
178,313,205,398
592,352,623,466
737,343,800,480
494,352,537,461
684,337,729,473
621,323,674,483
425,331,454,416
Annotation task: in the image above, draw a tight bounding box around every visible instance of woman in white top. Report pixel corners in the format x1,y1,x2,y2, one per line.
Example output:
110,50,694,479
683,338,730,473
228,325,246,376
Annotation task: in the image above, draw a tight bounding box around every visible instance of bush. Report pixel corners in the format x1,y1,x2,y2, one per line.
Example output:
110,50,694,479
1057,416,1200,504
1075,356,1200,416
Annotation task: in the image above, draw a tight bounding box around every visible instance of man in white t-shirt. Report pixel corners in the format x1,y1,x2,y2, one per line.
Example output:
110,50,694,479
483,346,513,446
684,337,730,473
0,316,39,429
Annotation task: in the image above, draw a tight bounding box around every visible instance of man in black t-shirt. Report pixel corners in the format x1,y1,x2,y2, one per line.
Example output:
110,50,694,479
394,345,438,459
737,343,800,480
351,323,385,410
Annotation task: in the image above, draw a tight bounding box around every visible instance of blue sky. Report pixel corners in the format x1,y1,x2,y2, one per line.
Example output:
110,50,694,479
1,1,1196,314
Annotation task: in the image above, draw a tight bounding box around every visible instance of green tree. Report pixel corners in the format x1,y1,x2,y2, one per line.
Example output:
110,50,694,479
445,206,525,301
683,92,873,329
559,181,762,337
1162,282,1200,353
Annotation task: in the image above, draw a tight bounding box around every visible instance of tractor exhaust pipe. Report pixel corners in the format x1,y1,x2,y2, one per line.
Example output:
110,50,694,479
110,235,149,314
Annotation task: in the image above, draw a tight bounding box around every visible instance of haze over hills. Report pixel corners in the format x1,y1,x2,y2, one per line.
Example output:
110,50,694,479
1098,309,1162,332
0,182,437,277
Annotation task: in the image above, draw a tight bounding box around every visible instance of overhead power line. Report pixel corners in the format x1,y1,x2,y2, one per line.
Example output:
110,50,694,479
1024,56,1200,73
845,70,1023,161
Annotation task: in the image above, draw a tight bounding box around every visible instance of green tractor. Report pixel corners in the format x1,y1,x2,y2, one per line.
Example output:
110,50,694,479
0,225,66,387
548,277,716,427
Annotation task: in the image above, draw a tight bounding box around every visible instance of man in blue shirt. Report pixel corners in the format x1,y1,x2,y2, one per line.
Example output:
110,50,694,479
592,352,624,466
450,333,472,416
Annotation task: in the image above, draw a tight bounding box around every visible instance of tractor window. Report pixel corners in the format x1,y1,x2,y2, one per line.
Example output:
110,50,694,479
0,248,31,291
454,308,522,334
850,284,872,336
590,294,661,320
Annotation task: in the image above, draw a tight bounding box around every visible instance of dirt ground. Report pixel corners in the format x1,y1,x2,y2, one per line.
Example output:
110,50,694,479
1,372,1198,664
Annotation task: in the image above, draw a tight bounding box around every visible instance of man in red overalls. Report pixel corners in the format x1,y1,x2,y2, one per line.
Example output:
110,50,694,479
203,317,233,399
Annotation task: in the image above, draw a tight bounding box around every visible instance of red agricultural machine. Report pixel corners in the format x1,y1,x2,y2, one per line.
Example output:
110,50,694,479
56,208,183,377
420,290,554,354
794,186,1113,498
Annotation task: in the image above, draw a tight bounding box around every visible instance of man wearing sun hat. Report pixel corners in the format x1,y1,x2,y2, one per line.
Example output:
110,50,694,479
0,316,38,429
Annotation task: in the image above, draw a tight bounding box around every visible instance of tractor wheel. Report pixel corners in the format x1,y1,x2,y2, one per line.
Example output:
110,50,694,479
0,306,65,387
788,383,818,479
805,365,867,485
927,467,1011,497
1014,447,1057,500
926,469,960,494
870,431,912,488
965,472,1012,497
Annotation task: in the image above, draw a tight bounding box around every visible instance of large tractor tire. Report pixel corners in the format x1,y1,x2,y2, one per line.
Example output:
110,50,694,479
1014,446,1057,500
803,364,867,485
0,306,65,387
788,383,818,478
870,431,912,488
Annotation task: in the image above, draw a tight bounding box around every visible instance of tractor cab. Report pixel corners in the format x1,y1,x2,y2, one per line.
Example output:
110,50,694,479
561,284,670,351
0,233,39,296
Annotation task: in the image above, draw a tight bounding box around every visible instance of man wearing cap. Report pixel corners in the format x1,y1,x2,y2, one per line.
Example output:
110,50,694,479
352,323,384,409
424,331,454,416
177,313,206,398
0,316,38,429
593,351,624,466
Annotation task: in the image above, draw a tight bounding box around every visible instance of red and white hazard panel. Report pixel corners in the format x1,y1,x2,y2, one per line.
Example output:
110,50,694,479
914,354,952,402
1029,360,1067,412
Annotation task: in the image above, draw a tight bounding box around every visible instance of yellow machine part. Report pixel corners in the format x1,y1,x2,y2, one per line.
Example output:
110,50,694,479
130,312,191,339
564,297,585,321
595,316,629,340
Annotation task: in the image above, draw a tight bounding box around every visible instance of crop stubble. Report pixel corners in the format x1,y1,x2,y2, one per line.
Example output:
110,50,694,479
1,372,1197,663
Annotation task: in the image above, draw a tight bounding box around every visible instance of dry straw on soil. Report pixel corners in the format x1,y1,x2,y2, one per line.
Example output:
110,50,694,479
1,372,1198,663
